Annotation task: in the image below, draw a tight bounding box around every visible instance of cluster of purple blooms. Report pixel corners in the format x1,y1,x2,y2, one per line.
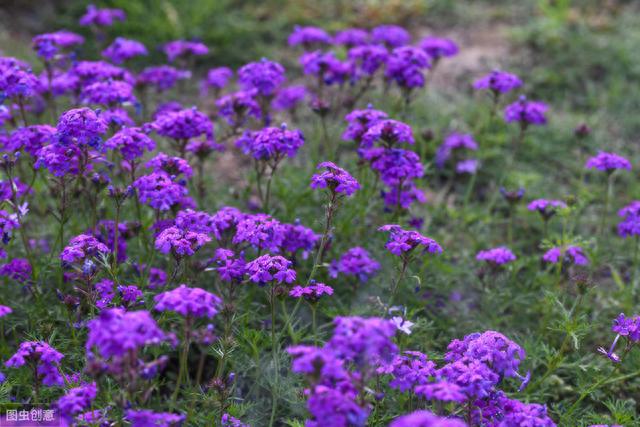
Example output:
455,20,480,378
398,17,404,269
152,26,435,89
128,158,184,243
435,132,479,175
476,247,517,267
598,313,640,363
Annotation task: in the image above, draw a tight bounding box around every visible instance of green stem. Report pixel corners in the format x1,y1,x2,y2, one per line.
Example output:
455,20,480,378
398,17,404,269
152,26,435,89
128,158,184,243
307,192,337,284
268,286,279,427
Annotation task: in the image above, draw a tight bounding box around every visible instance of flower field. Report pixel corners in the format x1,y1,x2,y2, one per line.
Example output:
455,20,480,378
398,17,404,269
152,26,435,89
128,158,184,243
0,1,639,426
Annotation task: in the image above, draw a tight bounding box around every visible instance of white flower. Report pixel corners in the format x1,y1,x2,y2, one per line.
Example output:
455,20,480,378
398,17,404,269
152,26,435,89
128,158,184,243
391,316,414,335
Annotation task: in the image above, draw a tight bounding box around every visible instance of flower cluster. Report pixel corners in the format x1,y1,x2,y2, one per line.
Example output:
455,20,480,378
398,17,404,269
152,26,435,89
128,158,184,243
476,247,517,267
5,341,64,386
154,284,222,318
310,161,360,196
379,225,443,257
329,247,380,282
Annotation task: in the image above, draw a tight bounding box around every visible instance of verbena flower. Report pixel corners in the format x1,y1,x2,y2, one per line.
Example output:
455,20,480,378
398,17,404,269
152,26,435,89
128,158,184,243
476,247,516,266
435,133,478,168
280,221,319,259
80,79,137,106
334,28,369,47
327,316,398,366
456,159,479,174
289,282,334,301
236,124,304,160
86,308,165,359
310,161,361,196
419,36,459,60
8,124,56,156
154,284,222,318
155,226,211,258
137,66,191,92
0,258,32,283
329,247,380,282
342,106,389,143
149,107,213,142
377,351,435,392
379,225,442,257
57,382,97,423
288,26,332,48
56,107,108,147
381,182,427,209
125,409,185,427
212,248,246,283
348,45,389,78
504,96,548,127
216,90,262,126
473,392,556,427
233,213,284,252
163,40,208,62
618,201,640,238
300,51,350,86
221,413,251,427
32,31,84,60
474,70,523,94
361,119,414,148
102,37,147,64
238,58,286,97
585,151,632,172
371,25,410,48
70,60,134,86
145,152,193,178
105,127,155,161
527,199,567,220
204,67,233,90
0,64,40,100
79,4,126,26
0,305,12,317
542,246,589,266
5,341,64,386
389,409,466,427
272,85,307,111
133,172,189,211
245,254,296,284
414,380,466,403
598,313,640,363
385,46,431,89
60,234,110,265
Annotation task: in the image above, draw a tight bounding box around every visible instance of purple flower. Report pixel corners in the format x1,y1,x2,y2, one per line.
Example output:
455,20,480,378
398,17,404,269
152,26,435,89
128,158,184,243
209,206,245,241
342,106,389,142
381,181,427,209
125,410,185,427
504,96,548,126
542,246,589,266
456,159,479,174
367,148,423,186
385,46,431,89
476,247,516,266
149,107,213,142
379,225,442,256
163,40,208,62
474,70,523,94
272,85,307,111
238,58,286,96
204,67,233,90
32,31,84,60
288,26,332,48
435,133,478,168
527,199,567,220
327,316,398,366
419,36,459,60
361,119,414,148
473,392,556,427
389,410,466,427
212,248,246,283
334,28,369,47
216,90,262,126
0,258,32,283
86,308,165,359
0,305,12,317
105,127,156,161
378,351,435,392
329,247,380,282
414,381,467,403
598,313,640,363
445,330,526,378
300,51,350,86
371,25,411,48
310,161,361,196
236,124,304,160
137,66,191,92
57,382,97,422
133,172,189,211
585,151,632,172
79,4,126,26
5,341,64,386
618,202,640,238
102,37,148,64
145,152,193,178
56,108,108,147
7,124,56,156
60,234,110,265
245,254,296,284
0,66,40,100
154,284,222,318
280,221,319,258
289,283,334,301
221,413,250,427
118,285,144,305
348,45,389,77
305,386,369,427
233,213,284,252
80,79,137,106
155,226,211,258
71,60,134,86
